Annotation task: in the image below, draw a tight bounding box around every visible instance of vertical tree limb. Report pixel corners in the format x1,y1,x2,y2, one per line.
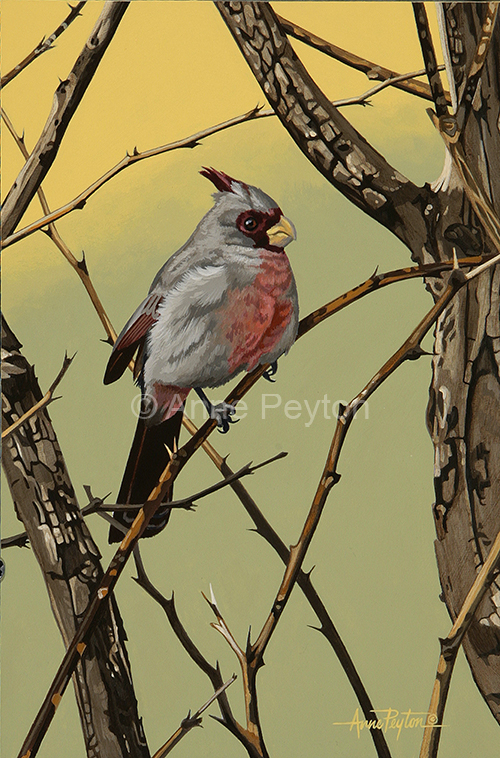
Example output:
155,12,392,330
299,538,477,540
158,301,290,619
2,316,150,758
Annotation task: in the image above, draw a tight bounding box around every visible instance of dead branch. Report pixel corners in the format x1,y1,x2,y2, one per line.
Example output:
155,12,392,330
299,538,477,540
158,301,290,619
275,13,451,104
1,106,267,250
2,62,434,252
412,3,449,118
333,65,445,108
2,107,117,341
183,419,394,758
152,676,237,758
2,352,75,440
1,2,87,88
133,551,262,758
97,453,287,511
217,2,429,250
420,526,500,758
2,1,129,239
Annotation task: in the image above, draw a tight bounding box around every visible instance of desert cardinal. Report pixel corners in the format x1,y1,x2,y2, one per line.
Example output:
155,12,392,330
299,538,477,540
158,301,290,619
104,168,298,541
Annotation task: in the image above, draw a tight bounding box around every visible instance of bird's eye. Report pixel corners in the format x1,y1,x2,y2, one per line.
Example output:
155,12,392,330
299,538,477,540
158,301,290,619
243,216,258,231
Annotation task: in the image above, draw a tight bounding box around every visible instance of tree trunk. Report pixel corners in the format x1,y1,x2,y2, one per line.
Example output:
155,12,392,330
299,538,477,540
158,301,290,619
217,0,500,723
2,316,150,758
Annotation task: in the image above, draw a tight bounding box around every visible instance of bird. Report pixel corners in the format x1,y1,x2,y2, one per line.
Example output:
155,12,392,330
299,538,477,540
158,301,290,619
104,167,298,542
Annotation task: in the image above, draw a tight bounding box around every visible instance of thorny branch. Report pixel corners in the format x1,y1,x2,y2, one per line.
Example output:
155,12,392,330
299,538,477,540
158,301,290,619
276,13,451,104
2,59,437,252
151,676,237,758
133,553,262,757
96,453,288,512
1,2,87,88
420,526,500,758
1,107,117,340
2,352,75,441
2,1,129,239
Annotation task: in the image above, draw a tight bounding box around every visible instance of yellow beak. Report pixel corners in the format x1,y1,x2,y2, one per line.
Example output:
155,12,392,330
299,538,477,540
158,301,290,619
267,216,297,248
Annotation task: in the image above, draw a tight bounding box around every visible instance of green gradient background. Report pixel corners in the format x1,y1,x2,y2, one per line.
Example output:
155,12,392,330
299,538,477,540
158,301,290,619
2,2,497,757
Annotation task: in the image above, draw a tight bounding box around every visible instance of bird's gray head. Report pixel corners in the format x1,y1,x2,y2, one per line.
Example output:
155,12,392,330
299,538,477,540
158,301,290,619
198,167,296,253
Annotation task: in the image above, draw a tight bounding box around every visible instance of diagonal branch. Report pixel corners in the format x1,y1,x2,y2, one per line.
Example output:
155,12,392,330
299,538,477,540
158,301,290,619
133,553,262,758
183,421,393,758
420,525,500,758
2,1,129,239
1,2,87,88
2,352,75,440
276,14,451,104
217,1,427,249
1,107,117,340
152,676,237,758
412,3,449,118
247,253,500,677
2,63,434,252
97,453,287,511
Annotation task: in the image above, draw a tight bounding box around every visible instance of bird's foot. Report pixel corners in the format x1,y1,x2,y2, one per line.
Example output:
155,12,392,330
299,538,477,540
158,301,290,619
263,361,278,383
212,401,238,434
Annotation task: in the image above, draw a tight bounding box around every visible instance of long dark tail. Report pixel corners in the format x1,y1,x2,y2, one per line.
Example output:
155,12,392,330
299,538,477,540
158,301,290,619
108,412,184,543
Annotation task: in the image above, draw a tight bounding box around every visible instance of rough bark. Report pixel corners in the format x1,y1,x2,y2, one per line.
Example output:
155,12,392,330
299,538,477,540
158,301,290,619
425,3,500,723
1,1,128,238
2,316,150,758
218,0,500,723
216,1,430,251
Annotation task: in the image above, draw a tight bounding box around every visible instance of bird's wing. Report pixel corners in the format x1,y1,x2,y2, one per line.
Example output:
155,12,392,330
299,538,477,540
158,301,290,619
104,292,163,385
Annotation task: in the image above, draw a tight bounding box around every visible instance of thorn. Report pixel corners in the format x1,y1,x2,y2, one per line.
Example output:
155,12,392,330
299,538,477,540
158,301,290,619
77,250,89,275
209,582,218,608
452,247,459,270
245,626,253,657
307,624,323,633
100,336,114,346
304,565,315,579
406,345,432,361
371,265,379,279
164,444,174,461
133,146,139,156
75,199,86,210
20,130,25,144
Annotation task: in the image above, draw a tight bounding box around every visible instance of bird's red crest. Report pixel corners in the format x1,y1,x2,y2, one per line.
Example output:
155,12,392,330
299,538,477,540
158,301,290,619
200,166,244,193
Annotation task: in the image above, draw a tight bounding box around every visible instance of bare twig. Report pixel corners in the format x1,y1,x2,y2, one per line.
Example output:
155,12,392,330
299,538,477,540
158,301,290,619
181,419,393,758
333,65,445,108
2,62,434,252
152,676,237,758
412,3,449,119
1,107,267,249
202,586,268,754
420,526,500,758
2,107,117,341
133,553,261,757
276,13,451,104
2,1,129,239
1,2,87,88
2,352,75,440
96,453,287,511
